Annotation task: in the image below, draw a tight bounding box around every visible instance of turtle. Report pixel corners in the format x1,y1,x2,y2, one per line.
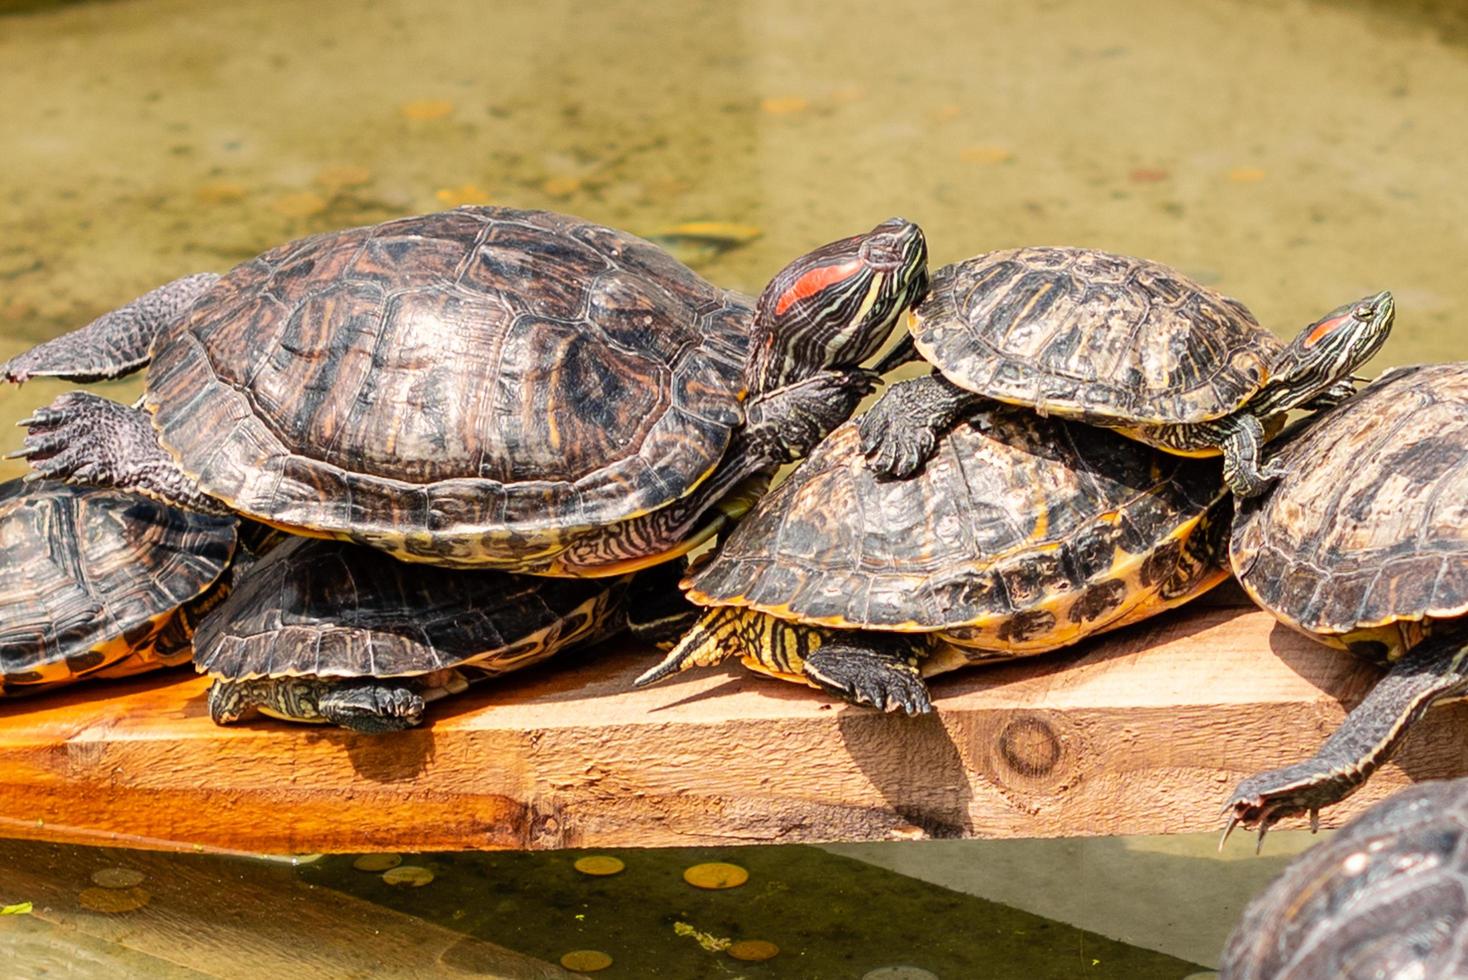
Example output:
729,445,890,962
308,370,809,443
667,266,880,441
3,206,927,576
855,246,1394,497
634,406,1231,713
1220,777,1468,979
0,477,236,695
195,534,696,732
1220,361,1468,844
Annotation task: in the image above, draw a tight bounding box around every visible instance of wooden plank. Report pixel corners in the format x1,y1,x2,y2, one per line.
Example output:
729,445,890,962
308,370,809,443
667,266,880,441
0,600,1464,854
0,839,572,979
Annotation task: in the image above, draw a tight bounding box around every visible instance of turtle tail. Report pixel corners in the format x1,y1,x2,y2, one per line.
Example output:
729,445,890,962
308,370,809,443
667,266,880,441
632,607,745,688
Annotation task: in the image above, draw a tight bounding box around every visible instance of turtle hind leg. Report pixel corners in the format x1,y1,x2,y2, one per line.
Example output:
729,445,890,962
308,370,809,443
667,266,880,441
316,682,426,733
803,636,933,715
857,374,983,479
11,391,228,514
1222,629,1468,849
2,273,219,383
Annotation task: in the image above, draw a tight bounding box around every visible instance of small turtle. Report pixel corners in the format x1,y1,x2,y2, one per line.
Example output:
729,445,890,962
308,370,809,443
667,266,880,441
858,247,1393,496
196,535,695,732
1221,362,1468,843
0,478,236,694
4,206,926,575
635,407,1230,712
1220,777,1468,979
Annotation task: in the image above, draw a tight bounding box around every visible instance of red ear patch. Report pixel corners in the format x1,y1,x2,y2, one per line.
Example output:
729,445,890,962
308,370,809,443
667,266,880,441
774,259,864,316
1304,312,1350,347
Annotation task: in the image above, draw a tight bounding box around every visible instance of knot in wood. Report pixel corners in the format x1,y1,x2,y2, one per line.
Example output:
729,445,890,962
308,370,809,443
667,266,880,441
996,714,1062,778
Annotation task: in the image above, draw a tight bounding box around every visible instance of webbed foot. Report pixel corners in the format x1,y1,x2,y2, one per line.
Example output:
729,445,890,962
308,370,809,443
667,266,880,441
803,641,933,715
318,683,426,733
858,374,981,479
13,391,226,513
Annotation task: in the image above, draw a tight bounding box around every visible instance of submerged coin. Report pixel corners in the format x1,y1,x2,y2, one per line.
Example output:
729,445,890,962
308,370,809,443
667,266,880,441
352,853,403,872
573,855,625,877
682,862,748,890
90,867,145,889
381,865,434,887
559,949,613,972
728,939,780,961
78,886,150,913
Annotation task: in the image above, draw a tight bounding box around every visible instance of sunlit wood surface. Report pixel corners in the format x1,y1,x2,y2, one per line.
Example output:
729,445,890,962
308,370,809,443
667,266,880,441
1,590,1463,855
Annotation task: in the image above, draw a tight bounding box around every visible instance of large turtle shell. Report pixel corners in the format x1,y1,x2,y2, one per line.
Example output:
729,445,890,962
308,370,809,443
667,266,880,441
145,207,754,556
911,247,1282,424
0,479,236,690
1220,777,1468,979
687,407,1225,643
194,536,623,681
1230,361,1468,640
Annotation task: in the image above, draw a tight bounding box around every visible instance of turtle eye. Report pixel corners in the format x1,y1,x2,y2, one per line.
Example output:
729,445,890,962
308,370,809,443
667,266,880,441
1353,304,1374,319
858,234,905,270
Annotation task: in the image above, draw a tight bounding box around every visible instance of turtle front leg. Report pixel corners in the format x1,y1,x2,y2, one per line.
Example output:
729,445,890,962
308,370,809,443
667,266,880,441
316,681,426,733
1221,629,1468,850
741,367,880,464
858,373,984,479
1300,378,1359,412
1216,413,1284,498
2,273,219,383
635,607,934,715
208,676,425,732
802,636,932,715
12,390,229,514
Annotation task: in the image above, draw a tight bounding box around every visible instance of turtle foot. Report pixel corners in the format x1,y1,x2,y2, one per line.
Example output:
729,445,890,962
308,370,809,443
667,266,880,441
318,683,426,733
14,391,227,513
745,368,881,464
1220,763,1338,852
858,374,980,479
803,644,933,715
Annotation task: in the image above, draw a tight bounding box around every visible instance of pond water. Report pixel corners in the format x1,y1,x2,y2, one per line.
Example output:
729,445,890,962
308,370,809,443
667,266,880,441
0,0,1464,975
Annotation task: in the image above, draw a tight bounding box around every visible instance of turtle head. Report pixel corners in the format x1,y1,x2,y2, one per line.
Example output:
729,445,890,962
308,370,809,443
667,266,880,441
748,217,928,392
1261,290,1395,413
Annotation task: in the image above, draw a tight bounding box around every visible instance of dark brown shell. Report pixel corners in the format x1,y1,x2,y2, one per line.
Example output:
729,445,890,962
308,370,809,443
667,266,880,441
1230,362,1468,636
0,479,236,687
1221,777,1468,979
145,207,753,546
687,407,1224,631
911,247,1281,424
194,536,623,680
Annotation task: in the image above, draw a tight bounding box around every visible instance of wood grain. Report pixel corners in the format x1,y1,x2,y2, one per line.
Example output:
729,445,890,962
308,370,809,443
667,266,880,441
1,597,1464,854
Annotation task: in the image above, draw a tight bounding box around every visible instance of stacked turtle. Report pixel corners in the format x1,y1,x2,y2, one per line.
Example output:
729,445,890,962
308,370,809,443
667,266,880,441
0,478,237,695
1,205,927,728
639,247,1396,711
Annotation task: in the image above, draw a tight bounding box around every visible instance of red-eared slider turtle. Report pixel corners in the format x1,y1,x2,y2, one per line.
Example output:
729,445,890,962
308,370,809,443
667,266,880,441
1221,777,1468,979
196,536,695,731
858,247,1394,497
0,478,236,694
635,407,1230,712
4,207,926,575
1221,362,1468,844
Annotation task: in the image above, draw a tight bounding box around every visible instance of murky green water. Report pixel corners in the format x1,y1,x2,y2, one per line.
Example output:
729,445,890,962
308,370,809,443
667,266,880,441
0,0,1464,975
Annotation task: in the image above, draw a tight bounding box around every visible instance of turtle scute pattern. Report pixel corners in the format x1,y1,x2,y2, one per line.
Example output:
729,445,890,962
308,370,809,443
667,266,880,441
193,536,623,682
1230,362,1468,639
687,407,1225,639
1220,778,1468,980
0,479,236,690
144,206,756,542
914,247,1281,424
